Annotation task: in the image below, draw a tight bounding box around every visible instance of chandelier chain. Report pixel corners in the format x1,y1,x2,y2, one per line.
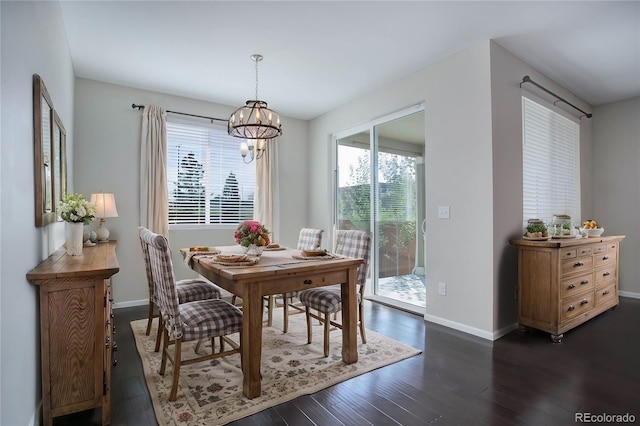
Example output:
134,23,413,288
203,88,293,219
254,56,259,100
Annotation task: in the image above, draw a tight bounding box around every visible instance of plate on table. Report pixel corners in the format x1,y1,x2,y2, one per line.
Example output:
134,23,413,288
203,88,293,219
523,235,551,241
302,249,329,256
213,254,260,266
264,245,286,251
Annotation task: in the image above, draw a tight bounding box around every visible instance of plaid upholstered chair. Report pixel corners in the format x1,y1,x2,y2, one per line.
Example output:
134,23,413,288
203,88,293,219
298,229,371,357
275,228,324,332
139,226,222,352
139,227,243,402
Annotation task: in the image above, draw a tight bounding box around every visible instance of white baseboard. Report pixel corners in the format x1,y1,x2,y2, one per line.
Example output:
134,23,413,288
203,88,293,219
423,313,495,341
30,400,41,426
620,291,640,300
113,298,148,309
493,322,519,340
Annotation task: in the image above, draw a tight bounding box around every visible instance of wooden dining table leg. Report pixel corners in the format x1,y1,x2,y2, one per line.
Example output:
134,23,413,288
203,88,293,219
341,266,358,364
242,283,264,398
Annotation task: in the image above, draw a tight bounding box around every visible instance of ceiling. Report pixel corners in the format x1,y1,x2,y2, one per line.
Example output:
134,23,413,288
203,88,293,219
59,1,640,121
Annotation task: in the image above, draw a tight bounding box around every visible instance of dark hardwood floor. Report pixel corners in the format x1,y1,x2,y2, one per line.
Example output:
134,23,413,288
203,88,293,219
54,297,640,426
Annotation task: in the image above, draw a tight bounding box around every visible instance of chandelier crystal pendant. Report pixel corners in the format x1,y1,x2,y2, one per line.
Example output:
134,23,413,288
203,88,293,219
228,54,282,142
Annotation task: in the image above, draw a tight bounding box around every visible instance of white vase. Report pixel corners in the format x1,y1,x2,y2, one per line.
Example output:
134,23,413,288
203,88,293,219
65,222,84,256
241,244,264,257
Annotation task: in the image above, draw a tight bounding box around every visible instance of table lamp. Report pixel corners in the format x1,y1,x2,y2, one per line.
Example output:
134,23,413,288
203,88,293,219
91,193,119,242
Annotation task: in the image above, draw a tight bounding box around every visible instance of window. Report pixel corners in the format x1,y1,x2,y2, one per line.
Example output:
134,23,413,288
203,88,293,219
522,96,580,226
166,120,254,226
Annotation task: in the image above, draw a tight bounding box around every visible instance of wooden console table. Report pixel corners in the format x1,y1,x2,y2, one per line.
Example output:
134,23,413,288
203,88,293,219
510,235,624,342
27,241,119,426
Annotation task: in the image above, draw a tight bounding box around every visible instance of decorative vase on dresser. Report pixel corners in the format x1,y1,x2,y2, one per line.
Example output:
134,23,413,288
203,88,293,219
510,235,624,342
65,221,84,256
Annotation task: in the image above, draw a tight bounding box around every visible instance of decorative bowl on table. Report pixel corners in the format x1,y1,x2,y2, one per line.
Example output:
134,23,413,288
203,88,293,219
580,227,604,238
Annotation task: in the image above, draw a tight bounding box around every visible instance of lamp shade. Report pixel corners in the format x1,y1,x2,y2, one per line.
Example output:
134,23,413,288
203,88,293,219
91,193,119,218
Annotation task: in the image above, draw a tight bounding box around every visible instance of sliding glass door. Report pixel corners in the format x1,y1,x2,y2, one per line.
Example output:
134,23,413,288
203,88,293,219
335,107,425,314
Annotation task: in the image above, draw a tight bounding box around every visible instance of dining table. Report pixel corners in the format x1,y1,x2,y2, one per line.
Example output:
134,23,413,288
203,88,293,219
181,245,364,399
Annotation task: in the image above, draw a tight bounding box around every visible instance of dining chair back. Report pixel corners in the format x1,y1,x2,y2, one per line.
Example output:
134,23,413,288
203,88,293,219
298,229,371,356
138,226,221,351
297,228,324,250
139,227,242,401
275,228,325,333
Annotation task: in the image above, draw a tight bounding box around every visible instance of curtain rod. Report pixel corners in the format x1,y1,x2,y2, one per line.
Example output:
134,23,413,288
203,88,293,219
131,103,227,123
520,76,592,119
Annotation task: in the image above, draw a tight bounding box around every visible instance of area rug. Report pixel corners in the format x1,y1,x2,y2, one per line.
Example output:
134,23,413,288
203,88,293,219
131,312,421,425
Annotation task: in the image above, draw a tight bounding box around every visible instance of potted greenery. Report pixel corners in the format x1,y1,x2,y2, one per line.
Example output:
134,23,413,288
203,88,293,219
525,220,548,238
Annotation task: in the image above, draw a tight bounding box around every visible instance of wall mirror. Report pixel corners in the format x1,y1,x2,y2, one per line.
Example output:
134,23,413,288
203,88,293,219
33,74,63,227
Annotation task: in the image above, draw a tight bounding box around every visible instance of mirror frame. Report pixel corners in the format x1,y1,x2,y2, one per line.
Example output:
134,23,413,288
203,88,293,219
33,74,60,227
52,110,67,218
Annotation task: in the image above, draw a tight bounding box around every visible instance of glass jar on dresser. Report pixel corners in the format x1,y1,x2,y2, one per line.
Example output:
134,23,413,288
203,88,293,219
510,235,624,342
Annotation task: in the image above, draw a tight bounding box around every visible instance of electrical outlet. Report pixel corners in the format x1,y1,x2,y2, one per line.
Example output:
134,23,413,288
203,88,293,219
438,282,447,296
438,206,450,219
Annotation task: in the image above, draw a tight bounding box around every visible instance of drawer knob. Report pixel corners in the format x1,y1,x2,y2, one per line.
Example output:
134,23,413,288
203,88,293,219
568,284,575,289
603,290,610,295
574,262,584,267
603,256,609,260
580,299,589,306
580,280,589,285
568,305,575,311
303,279,312,285
603,272,611,277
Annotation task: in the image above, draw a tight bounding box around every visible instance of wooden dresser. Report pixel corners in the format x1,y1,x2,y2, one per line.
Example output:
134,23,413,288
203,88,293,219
510,235,624,342
27,241,119,426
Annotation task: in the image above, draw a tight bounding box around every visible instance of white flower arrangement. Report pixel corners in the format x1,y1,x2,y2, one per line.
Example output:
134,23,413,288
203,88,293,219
58,193,96,225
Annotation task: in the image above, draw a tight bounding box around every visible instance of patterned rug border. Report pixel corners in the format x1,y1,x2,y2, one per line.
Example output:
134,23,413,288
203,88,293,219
132,314,421,425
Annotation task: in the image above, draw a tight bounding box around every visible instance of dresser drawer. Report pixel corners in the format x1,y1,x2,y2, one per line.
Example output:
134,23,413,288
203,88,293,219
576,246,593,257
560,273,594,299
561,293,594,322
606,242,618,252
593,244,606,255
595,265,617,286
594,250,616,267
595,283,617,305
560,248,577,259
562,256,593,276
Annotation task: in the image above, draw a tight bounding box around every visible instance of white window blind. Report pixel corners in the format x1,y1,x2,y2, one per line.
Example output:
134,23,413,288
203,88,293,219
522,96,580,226
166,120,255,226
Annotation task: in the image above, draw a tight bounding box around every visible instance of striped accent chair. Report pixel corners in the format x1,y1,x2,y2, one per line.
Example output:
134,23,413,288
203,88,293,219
139,226,222,352
275,228,324,333
298,229,371,357
139,227,242,402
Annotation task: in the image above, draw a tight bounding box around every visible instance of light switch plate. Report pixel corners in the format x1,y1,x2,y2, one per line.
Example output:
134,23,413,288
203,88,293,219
438,206,450,219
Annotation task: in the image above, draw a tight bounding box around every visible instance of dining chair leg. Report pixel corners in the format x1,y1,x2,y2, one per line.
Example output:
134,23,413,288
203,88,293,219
169,339,182,402
145,301,154,336
323,313,330,357
305,306,313,344
159,327,170,375
359,303,367,344
219,336,224,353
154,317,164,353
283,293,289,333
267,296,274,327
195,339,203,354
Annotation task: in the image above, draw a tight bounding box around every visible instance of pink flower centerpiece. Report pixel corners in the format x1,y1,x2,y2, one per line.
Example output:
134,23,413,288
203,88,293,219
234,220,270,256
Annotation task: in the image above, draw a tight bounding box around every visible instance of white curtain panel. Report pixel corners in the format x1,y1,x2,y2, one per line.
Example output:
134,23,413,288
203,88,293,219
139,105,169,236
255,139,279,241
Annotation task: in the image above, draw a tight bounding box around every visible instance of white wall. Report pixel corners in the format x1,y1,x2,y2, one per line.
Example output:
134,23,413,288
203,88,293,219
73,78,309,306
0,2,75,424
489,42,593,332
310,41,498,338
593,97,640,298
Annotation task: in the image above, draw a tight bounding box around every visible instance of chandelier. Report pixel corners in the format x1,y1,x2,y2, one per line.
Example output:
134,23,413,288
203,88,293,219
228,54,282,143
